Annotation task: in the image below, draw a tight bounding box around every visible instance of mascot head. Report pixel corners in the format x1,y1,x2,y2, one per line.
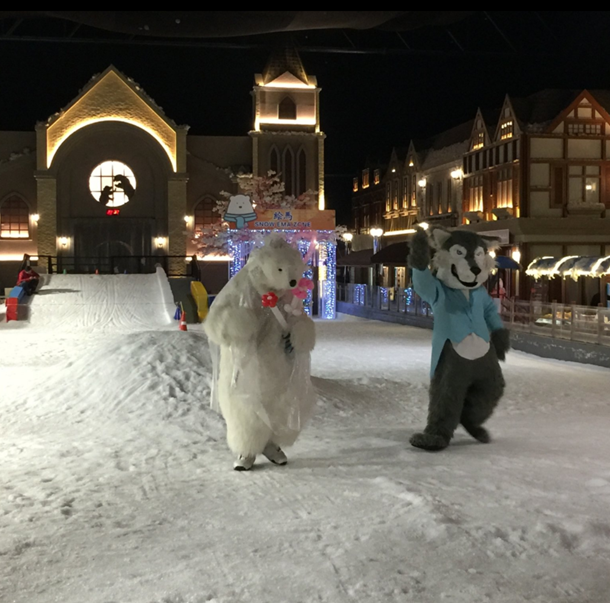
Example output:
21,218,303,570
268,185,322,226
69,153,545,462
248,233,306,293
429,227,499,290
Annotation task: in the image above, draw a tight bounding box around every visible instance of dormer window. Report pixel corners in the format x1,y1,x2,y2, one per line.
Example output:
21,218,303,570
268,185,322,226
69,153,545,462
362,169,370,189
374,169,380,185
472,132,485,150
278,97,297,120
500,120,513,140
353,178,359,192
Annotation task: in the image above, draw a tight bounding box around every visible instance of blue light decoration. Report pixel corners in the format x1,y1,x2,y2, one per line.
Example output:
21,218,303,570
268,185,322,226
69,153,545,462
297,239,314,317
228,238,246,278
226,229,336,319
380,286,389,309
354,284,366,305
319,239,336,319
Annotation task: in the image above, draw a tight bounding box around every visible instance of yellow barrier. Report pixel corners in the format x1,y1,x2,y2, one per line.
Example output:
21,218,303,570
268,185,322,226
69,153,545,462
190,281,209,322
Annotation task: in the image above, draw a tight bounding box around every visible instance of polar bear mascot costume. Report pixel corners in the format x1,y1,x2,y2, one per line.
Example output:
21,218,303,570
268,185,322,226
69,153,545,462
204,233,317,470
409,226,510,452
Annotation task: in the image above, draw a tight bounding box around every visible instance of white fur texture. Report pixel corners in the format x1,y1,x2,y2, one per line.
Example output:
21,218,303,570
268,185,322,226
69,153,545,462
204,234,316,458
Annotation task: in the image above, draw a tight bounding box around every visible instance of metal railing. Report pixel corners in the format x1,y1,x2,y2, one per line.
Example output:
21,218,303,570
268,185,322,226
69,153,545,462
500,298,610,347
337,283,433,319
35,255,198,278
337,283,610,348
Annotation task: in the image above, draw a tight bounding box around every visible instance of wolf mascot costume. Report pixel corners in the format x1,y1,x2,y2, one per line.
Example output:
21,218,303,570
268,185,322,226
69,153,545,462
204,234,316,471
409,227,510,451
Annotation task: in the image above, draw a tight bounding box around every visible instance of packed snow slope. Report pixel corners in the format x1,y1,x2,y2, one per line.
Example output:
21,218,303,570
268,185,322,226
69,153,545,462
3,268,175,331
1,287,610,602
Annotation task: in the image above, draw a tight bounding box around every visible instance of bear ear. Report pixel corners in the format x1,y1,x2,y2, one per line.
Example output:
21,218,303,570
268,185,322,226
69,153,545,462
480,235,501,252
428,227,451,250
264,232,288,249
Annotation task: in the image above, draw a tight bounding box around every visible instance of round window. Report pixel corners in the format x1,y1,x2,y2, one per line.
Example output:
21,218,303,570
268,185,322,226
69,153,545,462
89,161,136,208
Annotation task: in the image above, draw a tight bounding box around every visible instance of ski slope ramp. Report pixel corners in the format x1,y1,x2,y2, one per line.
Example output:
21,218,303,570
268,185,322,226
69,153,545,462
15,267,177,332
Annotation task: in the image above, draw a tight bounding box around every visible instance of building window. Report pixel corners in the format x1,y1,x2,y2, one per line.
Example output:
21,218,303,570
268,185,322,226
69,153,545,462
437,181,443,214
472,132,484,150
353,178,359,192
269,146,280,174
447,178,453,213
385,182,391,212
297,147,307,196
278,97,297,120
0,196,29,238
466,175,483,213
568,165,600,205
374,169,380,185
283,146,295,196
567,122,602,136
392,179,399,210
194,197,221,232
496,167,513,209
500,120,513,140
402,176,409,208
362,169,370,189
89,160,136,208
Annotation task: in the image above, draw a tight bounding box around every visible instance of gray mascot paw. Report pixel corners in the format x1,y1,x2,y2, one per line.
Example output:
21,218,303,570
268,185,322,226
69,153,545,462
408,228,431,271
491,328,510,361
410,432,450,451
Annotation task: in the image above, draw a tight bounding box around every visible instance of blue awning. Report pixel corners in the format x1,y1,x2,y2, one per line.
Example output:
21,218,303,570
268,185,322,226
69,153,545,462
495,255,521,270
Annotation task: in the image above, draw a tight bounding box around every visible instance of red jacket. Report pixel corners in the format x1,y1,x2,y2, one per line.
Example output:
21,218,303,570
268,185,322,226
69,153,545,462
17,268,39,284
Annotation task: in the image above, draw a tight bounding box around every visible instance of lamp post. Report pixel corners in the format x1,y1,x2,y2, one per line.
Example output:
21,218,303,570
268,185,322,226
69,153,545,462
343,232,353,254
370,227,384,254
512,248,521,298
369,227,384,291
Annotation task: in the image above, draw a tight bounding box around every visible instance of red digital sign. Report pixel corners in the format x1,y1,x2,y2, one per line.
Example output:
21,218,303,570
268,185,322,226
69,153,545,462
106,208,120,216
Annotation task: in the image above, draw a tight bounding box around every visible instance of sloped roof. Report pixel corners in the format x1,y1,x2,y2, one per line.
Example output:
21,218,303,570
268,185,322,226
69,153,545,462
370,241,409,265
509,89,582,132
336,248,374,267
261,45,309,85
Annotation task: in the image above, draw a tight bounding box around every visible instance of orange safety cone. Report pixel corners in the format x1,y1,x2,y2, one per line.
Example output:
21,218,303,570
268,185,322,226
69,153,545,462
179,309,188,331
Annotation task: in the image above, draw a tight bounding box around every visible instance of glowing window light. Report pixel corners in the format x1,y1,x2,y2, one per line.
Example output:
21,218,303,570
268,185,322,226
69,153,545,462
89,161,136,208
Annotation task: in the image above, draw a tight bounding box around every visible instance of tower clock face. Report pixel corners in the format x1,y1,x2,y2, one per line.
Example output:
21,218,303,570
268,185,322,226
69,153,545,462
89,161,136,208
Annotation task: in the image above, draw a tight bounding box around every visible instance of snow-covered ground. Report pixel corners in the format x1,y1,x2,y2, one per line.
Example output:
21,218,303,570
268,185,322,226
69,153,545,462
1,274,610,603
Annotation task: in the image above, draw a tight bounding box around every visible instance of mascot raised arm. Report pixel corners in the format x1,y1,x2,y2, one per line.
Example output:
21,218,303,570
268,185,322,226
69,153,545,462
408,226,510,451
204,233,316,471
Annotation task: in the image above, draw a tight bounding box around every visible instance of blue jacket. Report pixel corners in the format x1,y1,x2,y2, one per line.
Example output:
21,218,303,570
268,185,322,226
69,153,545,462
412,268,505,376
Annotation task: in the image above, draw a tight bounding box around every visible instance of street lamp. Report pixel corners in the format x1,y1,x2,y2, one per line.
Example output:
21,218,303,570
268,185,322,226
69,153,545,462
370,227,384,253
342,232,354,254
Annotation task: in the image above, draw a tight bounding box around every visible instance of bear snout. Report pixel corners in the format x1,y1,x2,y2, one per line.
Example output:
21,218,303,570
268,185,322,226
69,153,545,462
289,279,297,287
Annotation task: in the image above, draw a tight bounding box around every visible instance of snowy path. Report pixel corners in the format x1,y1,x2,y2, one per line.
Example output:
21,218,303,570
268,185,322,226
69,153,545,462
1,315,610,602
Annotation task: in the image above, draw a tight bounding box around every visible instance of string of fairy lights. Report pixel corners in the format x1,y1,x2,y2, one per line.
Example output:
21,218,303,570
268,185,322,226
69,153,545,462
227,229,337,320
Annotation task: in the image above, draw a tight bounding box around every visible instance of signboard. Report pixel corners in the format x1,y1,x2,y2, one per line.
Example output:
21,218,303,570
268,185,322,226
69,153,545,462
249,208,335,230
222,194,335,231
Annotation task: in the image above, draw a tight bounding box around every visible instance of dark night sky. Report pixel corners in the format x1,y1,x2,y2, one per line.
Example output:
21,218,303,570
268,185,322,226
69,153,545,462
3,12,610,224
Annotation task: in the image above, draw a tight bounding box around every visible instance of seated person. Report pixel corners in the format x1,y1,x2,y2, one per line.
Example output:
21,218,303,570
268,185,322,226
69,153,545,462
17,265,40,295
